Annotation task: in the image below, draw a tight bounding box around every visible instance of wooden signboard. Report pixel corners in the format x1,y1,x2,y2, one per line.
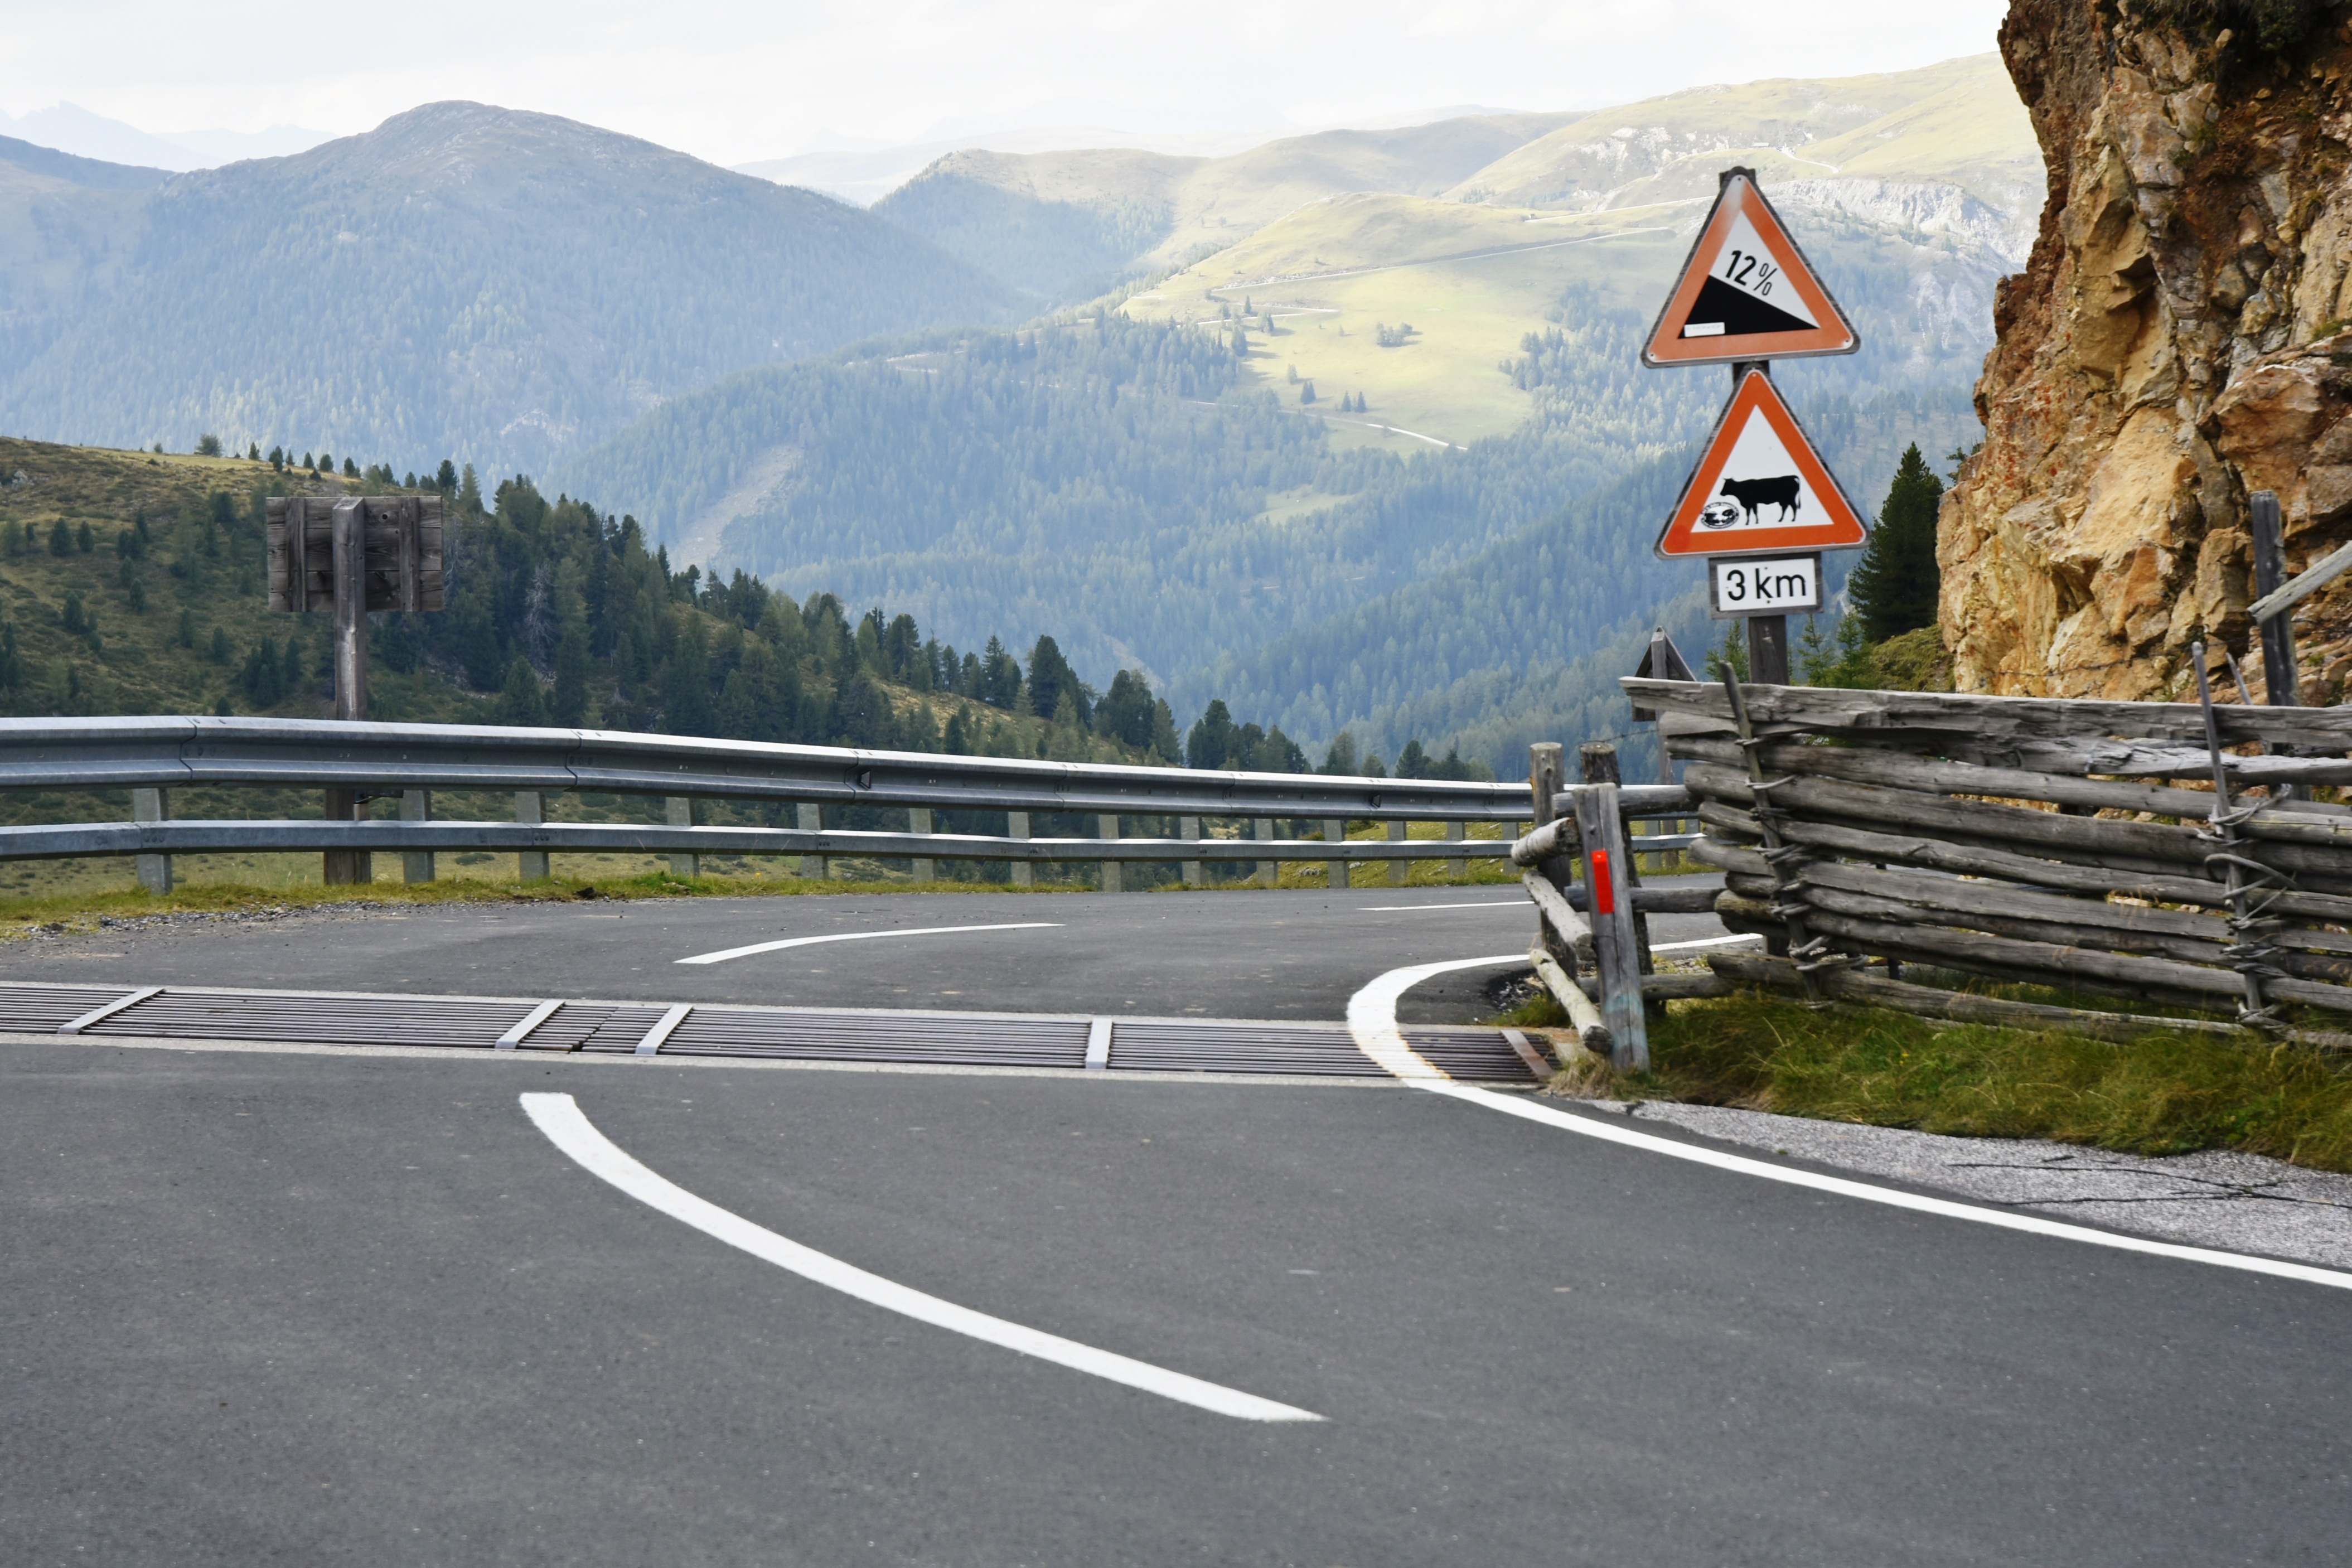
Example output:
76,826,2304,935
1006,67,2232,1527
267,495,444,613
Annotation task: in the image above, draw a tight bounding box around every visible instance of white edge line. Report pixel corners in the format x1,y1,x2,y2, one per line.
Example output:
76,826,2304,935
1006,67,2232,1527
519,1092,1321,1421
1356,900,1527,912
1344,958,2352,1293
1417,1085,2352,1292
677,922,1064,966
1344,953,1527,1081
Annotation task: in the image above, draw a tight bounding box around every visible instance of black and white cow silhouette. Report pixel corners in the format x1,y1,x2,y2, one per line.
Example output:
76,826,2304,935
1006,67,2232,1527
1720,475,1802,523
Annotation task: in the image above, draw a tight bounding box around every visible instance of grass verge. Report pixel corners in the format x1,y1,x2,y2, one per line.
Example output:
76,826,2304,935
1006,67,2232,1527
1512,987,2352,1174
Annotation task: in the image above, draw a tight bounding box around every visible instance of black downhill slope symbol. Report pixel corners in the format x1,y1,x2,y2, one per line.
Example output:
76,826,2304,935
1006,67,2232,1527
1720,476,1801,522
1681,274,1814,339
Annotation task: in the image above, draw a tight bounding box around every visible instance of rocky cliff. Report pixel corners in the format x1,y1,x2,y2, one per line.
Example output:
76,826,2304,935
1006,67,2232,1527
1944,1,2352,701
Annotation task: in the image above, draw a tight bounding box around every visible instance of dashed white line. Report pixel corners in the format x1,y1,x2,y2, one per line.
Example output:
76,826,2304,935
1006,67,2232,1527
519,1092,1323,1421
676,922,1062,966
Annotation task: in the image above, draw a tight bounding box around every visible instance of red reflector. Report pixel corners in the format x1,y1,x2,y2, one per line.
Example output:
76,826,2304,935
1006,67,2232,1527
1591,849,1614,916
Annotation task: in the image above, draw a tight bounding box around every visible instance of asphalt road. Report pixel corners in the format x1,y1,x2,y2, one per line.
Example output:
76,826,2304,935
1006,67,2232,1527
1,879,1732,1025
7,1041,2348,1565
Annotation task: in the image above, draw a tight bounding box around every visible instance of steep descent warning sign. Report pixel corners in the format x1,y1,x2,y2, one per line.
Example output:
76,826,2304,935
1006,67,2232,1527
1657,370,1869,558
1642,172,1858,366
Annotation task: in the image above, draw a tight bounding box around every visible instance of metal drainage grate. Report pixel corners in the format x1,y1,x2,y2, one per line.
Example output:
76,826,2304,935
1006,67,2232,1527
3,982,1545,1083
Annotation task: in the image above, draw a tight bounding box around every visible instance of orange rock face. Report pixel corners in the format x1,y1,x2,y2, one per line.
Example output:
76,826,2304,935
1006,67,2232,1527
1944,3,2352,700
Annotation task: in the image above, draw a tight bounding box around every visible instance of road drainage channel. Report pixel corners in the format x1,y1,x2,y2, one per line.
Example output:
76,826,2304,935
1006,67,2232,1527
4,981,1543,1082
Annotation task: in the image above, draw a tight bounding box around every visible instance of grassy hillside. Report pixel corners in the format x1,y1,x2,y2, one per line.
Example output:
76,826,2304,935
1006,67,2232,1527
1448,54,2038,241
870,112,1582,304
0,105,1020,482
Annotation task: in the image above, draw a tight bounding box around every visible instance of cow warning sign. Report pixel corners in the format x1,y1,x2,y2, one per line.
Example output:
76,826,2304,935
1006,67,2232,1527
1656,370,1868,558
1642,172,1857,366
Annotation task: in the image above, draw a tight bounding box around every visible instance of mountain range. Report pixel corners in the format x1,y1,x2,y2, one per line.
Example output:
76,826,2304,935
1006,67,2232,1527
0,56,2038,776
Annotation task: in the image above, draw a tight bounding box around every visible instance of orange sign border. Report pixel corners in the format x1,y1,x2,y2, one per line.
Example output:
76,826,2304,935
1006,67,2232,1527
1656,370,1870,559
1642,174,1859,367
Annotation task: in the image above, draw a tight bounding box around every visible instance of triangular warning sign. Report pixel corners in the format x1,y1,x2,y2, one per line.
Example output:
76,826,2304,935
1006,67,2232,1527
1643,171,1858,366
1657,370,1869,558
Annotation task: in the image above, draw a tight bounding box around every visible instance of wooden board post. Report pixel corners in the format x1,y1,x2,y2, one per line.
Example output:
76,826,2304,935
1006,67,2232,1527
132,787,171,896
1572,781,1649,1069
321,786,369,886
2251,490,2301,706
401,789,434,884
330,498,367,722
1582,741,1659,1017
1527,742,1569,966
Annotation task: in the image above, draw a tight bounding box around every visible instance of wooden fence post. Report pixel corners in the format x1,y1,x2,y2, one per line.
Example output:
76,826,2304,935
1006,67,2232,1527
516,792,549,881
2251,490,2301,707
1572,782,1649,1070
322,786,369,886
1098,814,1122,893
1008,811,1033,887
1582,741,1657,1014
132,787,171,896
1528,742,1566,960
909,806,936,883
797,802,826,879
666,796,697,879
401,788,434,884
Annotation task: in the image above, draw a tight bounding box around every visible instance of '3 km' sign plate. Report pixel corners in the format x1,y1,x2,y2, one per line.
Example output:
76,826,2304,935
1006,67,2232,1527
1710,553,1821,618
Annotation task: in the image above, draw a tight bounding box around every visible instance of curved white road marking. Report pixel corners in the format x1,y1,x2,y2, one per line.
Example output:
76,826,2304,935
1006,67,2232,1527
677,922,1061,966
1344,953,1528,1080
1347,961,2352,1293
519,1093,1322,1421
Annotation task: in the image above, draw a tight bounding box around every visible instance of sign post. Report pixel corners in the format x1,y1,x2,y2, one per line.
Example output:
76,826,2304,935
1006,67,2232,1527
268,494,445,884
1644,167,1866,685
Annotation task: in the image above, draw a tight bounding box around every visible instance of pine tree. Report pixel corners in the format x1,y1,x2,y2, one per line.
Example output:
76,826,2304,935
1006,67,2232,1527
1846,443,1944,643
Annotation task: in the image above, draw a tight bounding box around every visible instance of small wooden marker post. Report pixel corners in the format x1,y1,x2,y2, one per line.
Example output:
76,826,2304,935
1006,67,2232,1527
1572,781,1649,1070
269,495,444,884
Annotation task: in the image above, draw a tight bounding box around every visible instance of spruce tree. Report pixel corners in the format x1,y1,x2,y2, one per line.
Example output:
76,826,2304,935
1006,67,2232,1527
1846,443,1944,643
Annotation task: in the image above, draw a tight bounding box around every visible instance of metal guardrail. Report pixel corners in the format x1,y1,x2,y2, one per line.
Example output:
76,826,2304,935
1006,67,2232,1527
0,717,1700,880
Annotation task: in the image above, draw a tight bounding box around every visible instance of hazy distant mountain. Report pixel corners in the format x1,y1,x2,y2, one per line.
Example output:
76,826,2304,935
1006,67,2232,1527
0,103,330,172
0,102,1021,476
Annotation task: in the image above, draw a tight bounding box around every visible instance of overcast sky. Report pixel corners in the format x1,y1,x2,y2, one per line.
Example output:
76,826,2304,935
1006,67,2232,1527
2,1,2014,165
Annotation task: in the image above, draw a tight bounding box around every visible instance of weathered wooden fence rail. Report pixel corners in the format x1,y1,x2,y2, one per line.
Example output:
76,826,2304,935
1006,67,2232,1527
1609,674,2352,1045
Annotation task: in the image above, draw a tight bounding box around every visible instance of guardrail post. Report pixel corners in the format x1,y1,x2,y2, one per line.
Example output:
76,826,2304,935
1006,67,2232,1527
515,791,549,881
909,806,936,883
1254,817,1276,887
1008,811,1033,887
1324,818,1349,888
401,789,434,883
322,787,369,886
1446,819,1467,882
1572,781,1648,1071
797,802,826,879
665,796,697,879
1098,814,1122,893
1180,816,1204,887
1387,819,1409,885
132,787,171,896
